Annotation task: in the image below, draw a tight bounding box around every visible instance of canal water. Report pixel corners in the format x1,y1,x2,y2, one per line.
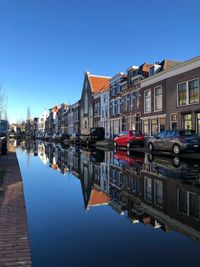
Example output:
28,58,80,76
16,140,200,267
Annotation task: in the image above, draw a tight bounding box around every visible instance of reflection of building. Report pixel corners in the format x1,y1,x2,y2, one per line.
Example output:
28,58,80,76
20,140,200,242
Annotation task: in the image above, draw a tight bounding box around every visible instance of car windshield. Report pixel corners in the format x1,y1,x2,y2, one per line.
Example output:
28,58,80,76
91,128,97,134
130,130,142,136
179,130,197,137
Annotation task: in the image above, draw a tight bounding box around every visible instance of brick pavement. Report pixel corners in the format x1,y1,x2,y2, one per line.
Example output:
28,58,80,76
0,146,32,267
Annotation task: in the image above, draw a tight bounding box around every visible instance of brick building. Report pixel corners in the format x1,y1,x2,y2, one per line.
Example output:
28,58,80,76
80,72,110,135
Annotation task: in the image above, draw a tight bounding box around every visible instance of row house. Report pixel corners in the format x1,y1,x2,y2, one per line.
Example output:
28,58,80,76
48,106,59,135
140,56,200,136
100,87,110,138
80,72,110,135
67,105,74,135
109,73,127,138
72,101,80,134
38,110,48,133
57,103,69,134
122,63,152,132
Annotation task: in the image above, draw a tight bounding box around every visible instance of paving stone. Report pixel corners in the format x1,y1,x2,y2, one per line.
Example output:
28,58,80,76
0,147,32,266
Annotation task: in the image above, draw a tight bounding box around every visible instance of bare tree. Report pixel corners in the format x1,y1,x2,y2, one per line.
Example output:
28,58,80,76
0,83,7,120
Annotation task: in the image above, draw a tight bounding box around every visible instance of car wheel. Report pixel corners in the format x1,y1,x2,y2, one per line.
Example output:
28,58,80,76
126,142,130,149
147,153,154,162
173,157,181,167
148,143,154,151
114,142,117,147
173,144,181,155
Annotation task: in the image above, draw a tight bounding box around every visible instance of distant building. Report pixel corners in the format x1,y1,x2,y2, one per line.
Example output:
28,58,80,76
38,110,48,132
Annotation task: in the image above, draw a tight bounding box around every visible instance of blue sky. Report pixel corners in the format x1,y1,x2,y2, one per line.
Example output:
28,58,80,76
0,0,200,122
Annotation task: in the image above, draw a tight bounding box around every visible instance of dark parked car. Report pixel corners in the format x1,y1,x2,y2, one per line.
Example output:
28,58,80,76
114,130,145,148
80,127,105,145
70,133,81,146
0,120,8,155
148,129,200,155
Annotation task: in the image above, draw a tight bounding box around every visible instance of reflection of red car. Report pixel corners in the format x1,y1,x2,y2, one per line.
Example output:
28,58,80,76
114,150,144,168
114,130,145,148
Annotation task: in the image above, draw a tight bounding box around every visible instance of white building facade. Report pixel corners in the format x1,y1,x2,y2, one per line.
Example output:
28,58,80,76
100,89,110,139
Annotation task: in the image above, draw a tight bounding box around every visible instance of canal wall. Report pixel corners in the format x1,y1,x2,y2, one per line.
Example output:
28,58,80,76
0,145,32,267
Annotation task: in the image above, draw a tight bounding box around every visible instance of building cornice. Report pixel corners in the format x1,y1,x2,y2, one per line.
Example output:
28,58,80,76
140,55,200,87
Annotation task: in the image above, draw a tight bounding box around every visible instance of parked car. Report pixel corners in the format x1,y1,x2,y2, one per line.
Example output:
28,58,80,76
80,127,105,145
0,120,8,155
114,130,145,148
148,129,200,155
70,133,81,146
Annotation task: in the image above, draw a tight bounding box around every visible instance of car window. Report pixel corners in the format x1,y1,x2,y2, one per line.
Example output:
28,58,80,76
157,131,166,138
180,130,197,137
166,130,177,138
131,130,142,136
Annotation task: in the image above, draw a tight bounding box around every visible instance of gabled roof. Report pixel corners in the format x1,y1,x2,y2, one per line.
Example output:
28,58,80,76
88,74,111,93
158,60,181,72
87,188,110,207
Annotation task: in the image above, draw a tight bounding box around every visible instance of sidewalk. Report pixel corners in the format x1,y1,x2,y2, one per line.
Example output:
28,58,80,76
0,146,32,267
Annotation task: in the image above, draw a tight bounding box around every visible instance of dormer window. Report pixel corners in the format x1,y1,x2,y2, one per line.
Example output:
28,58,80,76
149,66,155,76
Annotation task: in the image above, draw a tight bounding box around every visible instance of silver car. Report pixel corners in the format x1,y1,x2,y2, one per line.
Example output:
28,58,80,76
148,130,200,155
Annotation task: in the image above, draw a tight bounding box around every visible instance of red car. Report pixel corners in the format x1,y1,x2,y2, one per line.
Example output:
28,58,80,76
114,130,145,148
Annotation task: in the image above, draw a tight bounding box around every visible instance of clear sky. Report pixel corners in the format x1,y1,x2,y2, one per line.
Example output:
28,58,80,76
0,0,200,123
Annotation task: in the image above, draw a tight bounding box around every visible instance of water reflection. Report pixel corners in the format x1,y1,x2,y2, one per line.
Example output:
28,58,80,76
18,139,200,243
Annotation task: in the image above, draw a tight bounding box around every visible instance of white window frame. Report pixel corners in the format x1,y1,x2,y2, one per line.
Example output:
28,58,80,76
177,78,199,107
144,89,151,114
154,85,163,112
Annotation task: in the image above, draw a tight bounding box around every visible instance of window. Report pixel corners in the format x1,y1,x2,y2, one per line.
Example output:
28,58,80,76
154,180,163,208
151,118,158,135
116,99,121,114
144,177,152,203
156,131,166,139
165,130,177,138
111,85,115,96
178,189,200,219
103,94,107,103
143,119,149,136
159,117,165,131
197,113,200,135
154,86,162,111
149,66,154,76
111,100,115,116
177,79,199,106
170,113,178,129
144,89,151,113
183,114,192,130
177,82,187,106
116,82,121,94
84,92,88,114
189,79,199,104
